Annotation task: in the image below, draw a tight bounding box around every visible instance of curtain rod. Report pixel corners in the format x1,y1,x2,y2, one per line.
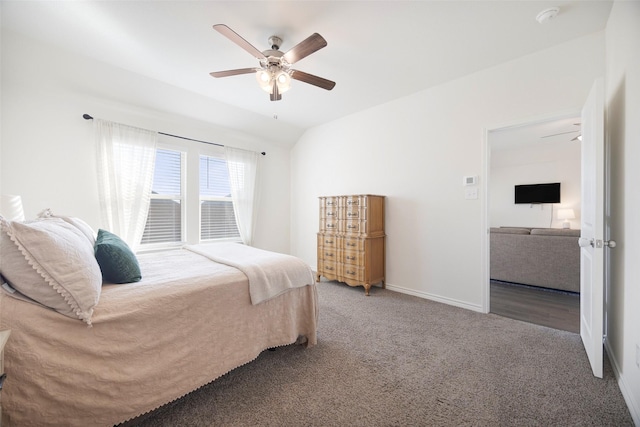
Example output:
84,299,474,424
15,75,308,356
82,114,266,156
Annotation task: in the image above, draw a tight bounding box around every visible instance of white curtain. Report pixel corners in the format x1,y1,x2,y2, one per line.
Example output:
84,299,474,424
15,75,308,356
95,119,157,251
225,146,260,246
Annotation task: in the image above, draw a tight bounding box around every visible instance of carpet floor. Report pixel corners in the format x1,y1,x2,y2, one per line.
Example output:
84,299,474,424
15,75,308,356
131,280,633,426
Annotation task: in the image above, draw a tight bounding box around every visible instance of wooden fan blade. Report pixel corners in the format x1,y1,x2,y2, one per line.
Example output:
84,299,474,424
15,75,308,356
291,70,336,91
283,33,327,64
213,24,266,60
209,68,257,78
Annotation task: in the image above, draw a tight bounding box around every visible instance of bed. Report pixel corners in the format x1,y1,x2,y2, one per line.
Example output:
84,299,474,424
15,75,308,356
0,216,318,426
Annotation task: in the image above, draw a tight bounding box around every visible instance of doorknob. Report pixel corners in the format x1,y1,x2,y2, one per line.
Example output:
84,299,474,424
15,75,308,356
578,237,594,248
578,237,617,248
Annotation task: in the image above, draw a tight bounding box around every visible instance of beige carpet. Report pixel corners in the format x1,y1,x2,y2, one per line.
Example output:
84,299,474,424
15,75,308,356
131,280,633,426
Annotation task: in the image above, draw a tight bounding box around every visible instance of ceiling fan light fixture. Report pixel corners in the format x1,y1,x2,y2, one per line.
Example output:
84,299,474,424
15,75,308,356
256,69,273,92
275,70,291,93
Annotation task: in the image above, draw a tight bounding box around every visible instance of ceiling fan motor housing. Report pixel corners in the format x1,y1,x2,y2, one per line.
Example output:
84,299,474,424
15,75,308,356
268,36,282,50
262,49,286,66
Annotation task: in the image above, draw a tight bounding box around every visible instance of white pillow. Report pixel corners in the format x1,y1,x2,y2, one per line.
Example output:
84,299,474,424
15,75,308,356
0,217,102,325
38,208,97,245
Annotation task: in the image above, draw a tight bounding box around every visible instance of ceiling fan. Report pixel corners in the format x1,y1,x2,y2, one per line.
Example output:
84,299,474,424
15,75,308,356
540,123,582,141
210,24,336,101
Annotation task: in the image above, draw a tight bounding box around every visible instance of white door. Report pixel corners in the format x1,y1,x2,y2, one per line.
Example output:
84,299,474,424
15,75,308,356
579,78,607,378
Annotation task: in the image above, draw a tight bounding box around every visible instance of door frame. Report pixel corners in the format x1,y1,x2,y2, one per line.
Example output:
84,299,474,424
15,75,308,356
480,108,583,314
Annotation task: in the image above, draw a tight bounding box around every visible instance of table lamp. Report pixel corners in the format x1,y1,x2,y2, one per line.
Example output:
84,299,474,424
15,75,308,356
557,208,575,229
0,195,25,222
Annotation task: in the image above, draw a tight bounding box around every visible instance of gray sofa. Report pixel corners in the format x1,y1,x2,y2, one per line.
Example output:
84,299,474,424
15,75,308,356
490,227,581,293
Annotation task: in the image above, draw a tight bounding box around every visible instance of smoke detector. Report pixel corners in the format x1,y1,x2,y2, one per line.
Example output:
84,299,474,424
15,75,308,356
536,7,560,24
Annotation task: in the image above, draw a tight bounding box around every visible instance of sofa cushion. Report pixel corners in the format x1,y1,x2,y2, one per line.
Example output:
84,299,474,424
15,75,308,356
491,227,531,235
530,228,581,237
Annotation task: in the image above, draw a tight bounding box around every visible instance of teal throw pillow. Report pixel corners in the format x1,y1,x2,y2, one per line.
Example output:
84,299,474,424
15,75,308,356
94,229,142,284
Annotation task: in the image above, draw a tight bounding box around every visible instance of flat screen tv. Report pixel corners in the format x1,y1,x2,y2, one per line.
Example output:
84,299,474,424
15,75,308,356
514,183,561,204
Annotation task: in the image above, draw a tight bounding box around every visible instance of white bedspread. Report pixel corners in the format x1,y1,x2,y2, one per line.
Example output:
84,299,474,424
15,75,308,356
185,242,316,304
0,248,318,426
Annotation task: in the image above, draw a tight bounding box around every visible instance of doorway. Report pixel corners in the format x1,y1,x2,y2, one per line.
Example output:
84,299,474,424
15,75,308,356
485,112,582,333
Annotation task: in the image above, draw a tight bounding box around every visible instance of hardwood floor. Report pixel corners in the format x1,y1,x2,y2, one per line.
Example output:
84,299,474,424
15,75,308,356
490,280,580,333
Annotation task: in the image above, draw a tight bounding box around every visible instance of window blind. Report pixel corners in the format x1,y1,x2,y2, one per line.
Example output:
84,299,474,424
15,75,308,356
141,149,183,244
200,155,240,240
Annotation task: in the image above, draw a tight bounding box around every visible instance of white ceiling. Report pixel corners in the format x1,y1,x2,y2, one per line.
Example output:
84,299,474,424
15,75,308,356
2,1,612,143
490,114,582,151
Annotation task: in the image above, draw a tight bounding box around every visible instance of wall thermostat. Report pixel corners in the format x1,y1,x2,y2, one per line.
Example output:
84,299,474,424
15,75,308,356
463,176,477,186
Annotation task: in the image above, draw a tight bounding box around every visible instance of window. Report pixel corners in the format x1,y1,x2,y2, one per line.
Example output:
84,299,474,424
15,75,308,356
200,155,240,240
140,149,183,245
139,142,241,249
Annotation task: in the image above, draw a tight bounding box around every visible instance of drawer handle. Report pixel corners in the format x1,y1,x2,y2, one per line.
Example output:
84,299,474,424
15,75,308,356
325,240,334,244
347,212,357,217
327,224,335,228
325,253,334,257
327,201,335,206
346,256,355,260
347,242,356,247
325,266,334,271
348,225,357,229
346,270,355,275
327,212,335,216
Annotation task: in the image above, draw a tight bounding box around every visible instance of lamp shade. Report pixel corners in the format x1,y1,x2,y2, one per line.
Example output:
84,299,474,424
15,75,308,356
255,68,292,94
557,208,575,220
0,194,25,222
256,69,272,93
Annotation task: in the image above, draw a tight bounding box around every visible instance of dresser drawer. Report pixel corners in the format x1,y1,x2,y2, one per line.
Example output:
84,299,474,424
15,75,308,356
318,233,337,249
342,250,363,266
341,236,364,251
320,197,339,208
320,207,339,220
342,220,364,234
341,265,364,282
318,260,338,276
320,247,338,261
340,195,367,208
320,219,339,233
344,206,366,220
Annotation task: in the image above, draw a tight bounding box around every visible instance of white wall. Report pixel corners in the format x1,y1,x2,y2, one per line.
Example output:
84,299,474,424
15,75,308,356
291,32,604,311
0,31,292,253
605,1,640,422
490,142,581,229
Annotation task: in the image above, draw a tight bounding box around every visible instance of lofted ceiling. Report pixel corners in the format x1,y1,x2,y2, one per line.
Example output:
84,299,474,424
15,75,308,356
490,115,582,151
1,1,612,146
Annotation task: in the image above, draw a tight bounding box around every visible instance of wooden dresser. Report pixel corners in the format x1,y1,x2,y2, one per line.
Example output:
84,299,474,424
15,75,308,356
317,194,385,295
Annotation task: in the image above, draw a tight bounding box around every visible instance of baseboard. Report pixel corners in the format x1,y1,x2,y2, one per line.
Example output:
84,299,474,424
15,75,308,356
605,340,640,425
385,283,484,313
314,272,483,313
